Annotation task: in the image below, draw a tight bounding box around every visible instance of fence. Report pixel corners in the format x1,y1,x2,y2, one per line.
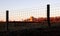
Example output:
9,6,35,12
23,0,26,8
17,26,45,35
0,4,56,31
5,4,50,31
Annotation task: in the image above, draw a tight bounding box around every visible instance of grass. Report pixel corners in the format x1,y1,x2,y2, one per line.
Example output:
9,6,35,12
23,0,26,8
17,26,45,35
0,22,60,36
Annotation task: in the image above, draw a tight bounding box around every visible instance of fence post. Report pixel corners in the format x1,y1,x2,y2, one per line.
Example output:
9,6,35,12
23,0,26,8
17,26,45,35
47,4,51,29
47,4,52,36
6,10,9,31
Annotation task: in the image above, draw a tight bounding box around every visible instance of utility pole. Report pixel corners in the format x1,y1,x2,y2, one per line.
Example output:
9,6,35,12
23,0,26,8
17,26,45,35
6,10,9,31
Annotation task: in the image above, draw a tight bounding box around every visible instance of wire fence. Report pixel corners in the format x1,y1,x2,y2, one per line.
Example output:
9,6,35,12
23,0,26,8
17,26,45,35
0,4,60,31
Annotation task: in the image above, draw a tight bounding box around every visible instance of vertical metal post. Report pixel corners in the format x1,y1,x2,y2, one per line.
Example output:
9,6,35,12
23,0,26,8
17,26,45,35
47,4,51,28
6,10,9,31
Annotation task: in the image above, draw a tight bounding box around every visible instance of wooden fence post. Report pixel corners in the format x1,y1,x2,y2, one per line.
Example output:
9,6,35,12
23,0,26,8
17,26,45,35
47,4,51,28
6,10,9,31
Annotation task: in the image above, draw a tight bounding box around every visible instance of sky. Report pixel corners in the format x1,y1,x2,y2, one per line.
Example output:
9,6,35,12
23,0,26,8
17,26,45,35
0,0,60,21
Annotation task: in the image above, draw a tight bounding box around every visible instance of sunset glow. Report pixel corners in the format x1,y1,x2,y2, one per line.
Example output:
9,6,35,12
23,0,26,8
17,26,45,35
0,0,60,21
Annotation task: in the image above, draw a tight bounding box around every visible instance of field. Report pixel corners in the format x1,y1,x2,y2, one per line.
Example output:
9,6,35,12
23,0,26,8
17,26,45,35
0,22,60,36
